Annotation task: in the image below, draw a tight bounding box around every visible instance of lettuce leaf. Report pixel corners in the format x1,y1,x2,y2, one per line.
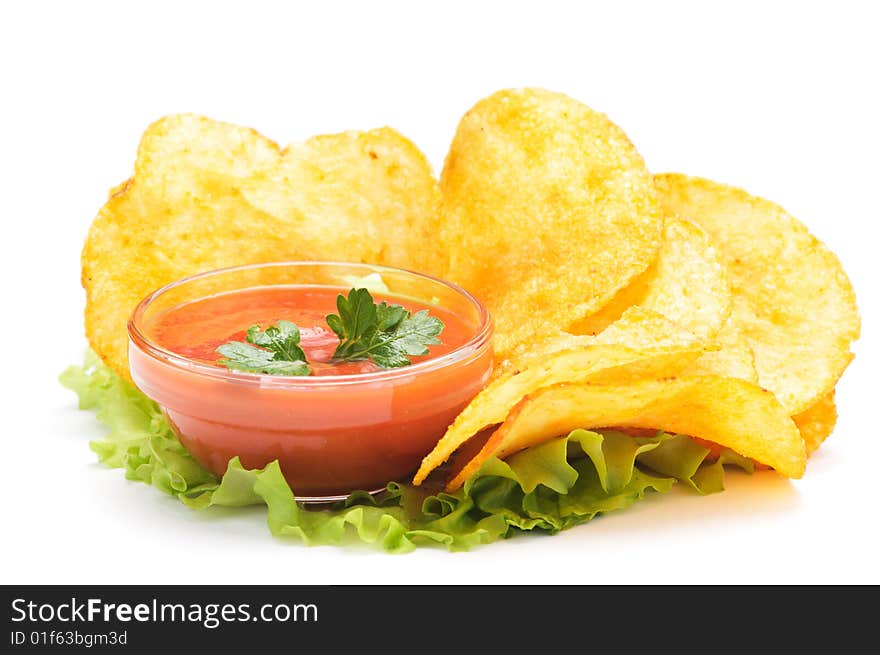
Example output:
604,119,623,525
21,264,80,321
60,353,751,552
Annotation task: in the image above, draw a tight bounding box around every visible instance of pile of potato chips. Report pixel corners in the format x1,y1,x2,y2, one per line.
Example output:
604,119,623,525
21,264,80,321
82,87,859,489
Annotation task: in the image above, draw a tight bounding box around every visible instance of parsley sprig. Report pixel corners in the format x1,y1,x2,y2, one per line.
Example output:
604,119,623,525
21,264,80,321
327,288,444,368
216,320,310,376
215,288,444,376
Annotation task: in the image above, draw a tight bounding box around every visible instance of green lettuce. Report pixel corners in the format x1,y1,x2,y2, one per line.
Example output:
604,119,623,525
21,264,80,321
60,352,752,553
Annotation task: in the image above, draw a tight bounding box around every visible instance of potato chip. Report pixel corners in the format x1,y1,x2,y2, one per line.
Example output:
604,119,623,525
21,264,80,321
412,332,706,485
446,376,806,490
571,218,732,339
683,317,758,383
793,390,838,455
506,306,706,370
438,88,663,361
566,265,656,337
594,306,706,350
654,174,860,414
83,114,440,379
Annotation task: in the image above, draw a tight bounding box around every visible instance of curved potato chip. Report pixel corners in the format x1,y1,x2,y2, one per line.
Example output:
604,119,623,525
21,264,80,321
447,376,806,490
83,114,440,379
568,264,655,337
654,173,859,413
793,390,837,455
595,306,706,349
683,316,758,383
571,218,732,339
438,88,663,361
412,335,705,485
506,305,706,369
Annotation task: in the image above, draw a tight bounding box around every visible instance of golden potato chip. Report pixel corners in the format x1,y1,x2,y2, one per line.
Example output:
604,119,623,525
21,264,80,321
506,306,706,369
566,265,655,337
83,114,440,379
572,218,732,339
438,88,663,361
654,173,860,413
594,306,706,349
793,390,837,455
446,376,806,490
683,317,758,383
412,335,705,485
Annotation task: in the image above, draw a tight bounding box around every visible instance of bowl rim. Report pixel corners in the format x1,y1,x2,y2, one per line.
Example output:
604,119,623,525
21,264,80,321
127,260,494,388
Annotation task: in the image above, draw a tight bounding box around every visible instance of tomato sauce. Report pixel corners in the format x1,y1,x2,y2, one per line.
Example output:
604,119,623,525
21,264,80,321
145,286,472,375
130,284,493,498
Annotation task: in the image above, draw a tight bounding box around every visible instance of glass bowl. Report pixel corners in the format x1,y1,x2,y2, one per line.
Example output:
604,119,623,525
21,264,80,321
127,261,493,502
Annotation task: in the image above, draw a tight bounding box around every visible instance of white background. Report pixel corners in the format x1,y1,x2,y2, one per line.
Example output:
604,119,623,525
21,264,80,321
2,1,877,584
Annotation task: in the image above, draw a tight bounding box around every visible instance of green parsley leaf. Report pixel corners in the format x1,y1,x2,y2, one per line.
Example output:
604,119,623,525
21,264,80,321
217,320,310,376
245,320,307,362
327,288,444,368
